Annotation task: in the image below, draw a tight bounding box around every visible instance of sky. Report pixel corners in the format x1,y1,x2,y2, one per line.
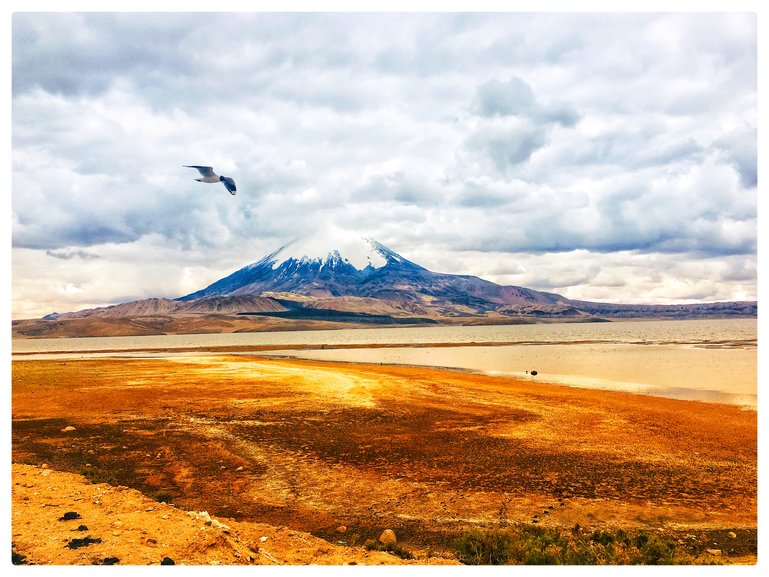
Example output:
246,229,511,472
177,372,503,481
8,5,760,319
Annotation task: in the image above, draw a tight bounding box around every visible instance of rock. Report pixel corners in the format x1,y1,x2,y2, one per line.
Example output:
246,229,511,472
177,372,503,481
210,519,231,533
76,525,89,532
188,510,212,523
100,557,120,565
379,529,397,545
236,466,244,472
706,548,722,556
160,557,175,565
67,536,102,549
61,426,76,432
336,525,347,534
58,511,81,521
728,531,737,539
259,536,268,543
530,370,538,376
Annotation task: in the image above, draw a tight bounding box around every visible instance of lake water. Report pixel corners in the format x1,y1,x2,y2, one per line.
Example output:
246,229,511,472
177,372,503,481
12,319,757,408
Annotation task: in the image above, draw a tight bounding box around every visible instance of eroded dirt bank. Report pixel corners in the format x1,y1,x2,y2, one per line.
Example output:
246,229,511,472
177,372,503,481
12,356,757,564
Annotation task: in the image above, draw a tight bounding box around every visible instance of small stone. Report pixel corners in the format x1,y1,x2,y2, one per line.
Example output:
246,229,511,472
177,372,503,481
41,464,49,469
61,426,76,432
336,525,347,534
236,466,244,472
379,529,397,546
160,557,175,565
210,519,231,533
706,548,722,556
259,536,268,543
76,525,88,532
728,531,737,539
58,512,81,521
67,536,102,549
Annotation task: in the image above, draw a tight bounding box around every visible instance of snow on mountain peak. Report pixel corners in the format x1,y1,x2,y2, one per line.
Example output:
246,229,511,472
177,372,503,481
267,230,390,271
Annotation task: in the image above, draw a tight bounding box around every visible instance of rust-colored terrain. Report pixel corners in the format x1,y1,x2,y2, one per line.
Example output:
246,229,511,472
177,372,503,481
11,356,757,564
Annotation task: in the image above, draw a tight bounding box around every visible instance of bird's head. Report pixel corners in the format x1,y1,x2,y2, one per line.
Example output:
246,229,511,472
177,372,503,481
219,176,225,181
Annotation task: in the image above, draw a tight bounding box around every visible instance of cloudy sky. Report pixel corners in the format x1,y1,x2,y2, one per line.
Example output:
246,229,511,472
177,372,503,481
10,8,759,319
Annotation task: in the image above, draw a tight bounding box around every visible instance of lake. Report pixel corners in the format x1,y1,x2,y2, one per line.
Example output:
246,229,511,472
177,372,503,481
12,318,757,408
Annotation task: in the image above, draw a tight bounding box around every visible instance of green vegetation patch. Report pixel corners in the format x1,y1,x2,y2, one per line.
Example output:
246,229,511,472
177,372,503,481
454,525,694,565
363,539,415,560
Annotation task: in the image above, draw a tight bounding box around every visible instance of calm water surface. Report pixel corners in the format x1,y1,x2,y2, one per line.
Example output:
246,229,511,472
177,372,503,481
12,319,757,408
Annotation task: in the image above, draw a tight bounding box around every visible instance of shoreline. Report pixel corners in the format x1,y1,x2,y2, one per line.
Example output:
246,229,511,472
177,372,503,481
11,332,758,357
11,339,757,410
251,352,759,411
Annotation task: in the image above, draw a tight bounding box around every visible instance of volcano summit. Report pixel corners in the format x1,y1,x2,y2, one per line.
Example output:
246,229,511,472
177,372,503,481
13,231,757,338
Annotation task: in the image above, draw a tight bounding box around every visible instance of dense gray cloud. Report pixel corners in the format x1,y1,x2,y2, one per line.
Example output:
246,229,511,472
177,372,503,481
10,11,757,317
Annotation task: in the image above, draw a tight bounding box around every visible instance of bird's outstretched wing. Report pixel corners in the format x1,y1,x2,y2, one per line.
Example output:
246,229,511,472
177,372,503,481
184,165,216,177
221,176,237,195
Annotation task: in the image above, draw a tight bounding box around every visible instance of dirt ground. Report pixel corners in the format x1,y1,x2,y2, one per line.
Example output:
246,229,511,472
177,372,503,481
11,355,757,565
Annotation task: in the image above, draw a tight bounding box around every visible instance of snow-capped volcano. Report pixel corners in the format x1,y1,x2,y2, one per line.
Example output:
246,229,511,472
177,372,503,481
177,229,573,315
266,233,394,271
178,230,427,301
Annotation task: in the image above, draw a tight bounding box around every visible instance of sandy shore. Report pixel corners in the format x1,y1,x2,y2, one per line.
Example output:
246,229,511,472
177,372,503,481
12,355,758,564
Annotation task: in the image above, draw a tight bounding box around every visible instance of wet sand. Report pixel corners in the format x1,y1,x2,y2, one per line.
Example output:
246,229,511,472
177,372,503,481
12,354,757,561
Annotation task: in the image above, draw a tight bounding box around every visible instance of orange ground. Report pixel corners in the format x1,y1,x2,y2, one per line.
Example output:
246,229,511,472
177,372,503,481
11,355,757,564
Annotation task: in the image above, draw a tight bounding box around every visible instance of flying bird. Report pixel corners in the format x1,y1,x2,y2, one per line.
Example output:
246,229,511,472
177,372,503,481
184,165,237,195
